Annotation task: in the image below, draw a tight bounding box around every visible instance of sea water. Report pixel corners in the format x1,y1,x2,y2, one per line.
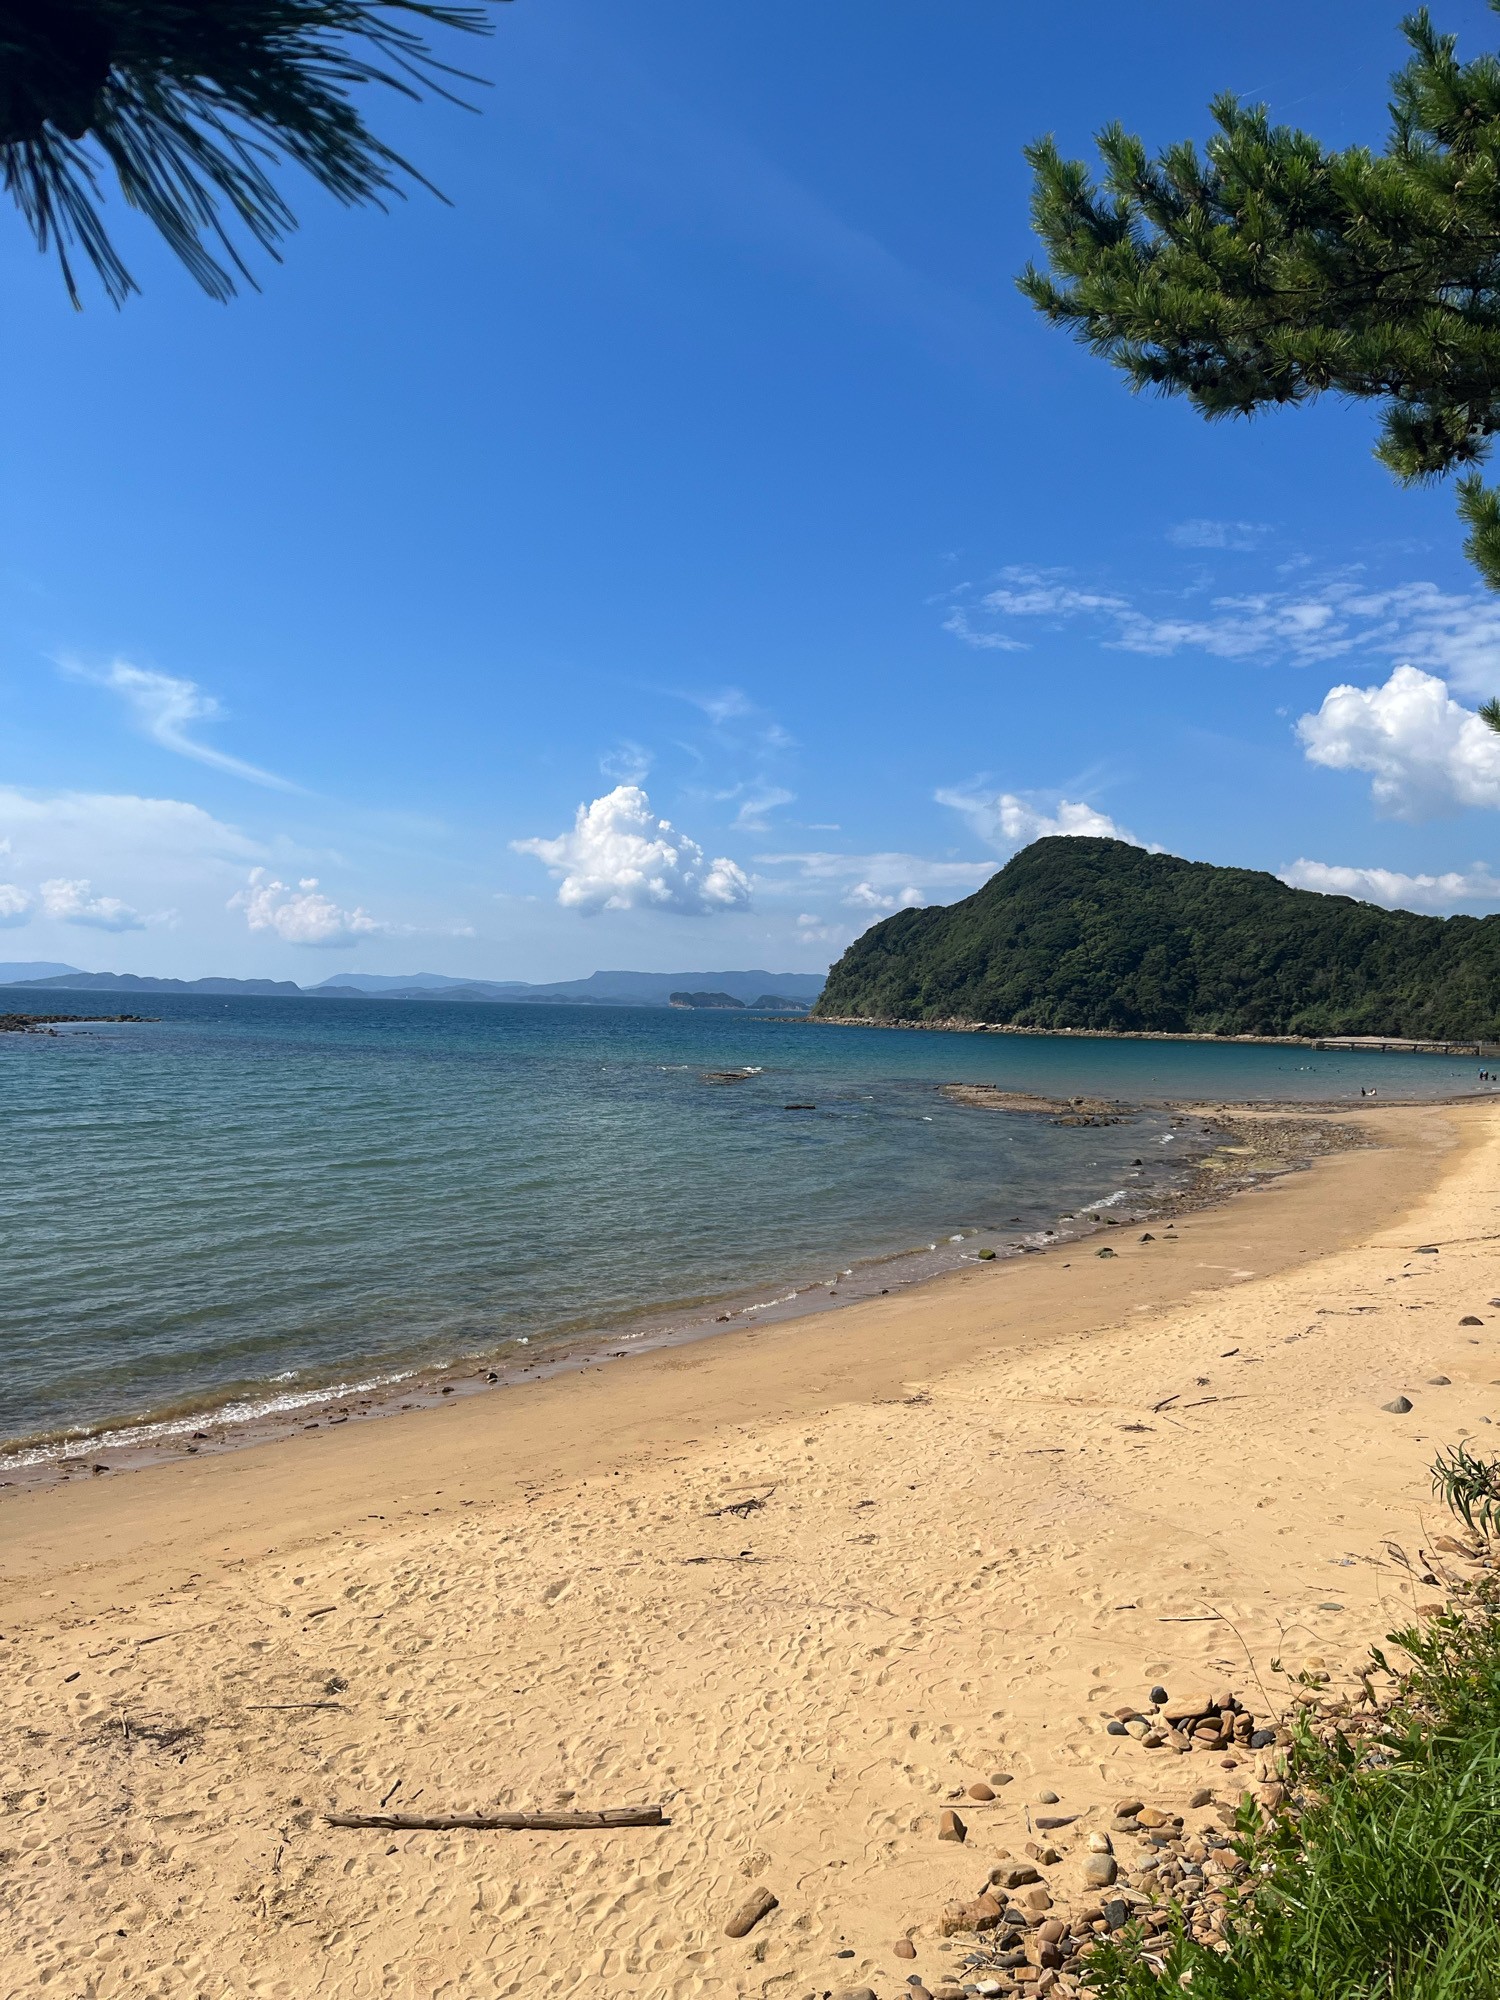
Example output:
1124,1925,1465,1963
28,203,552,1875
0,990,1486,1459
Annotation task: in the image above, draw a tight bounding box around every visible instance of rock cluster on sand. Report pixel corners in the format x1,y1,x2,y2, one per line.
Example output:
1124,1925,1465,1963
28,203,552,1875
920,1684,1288,1994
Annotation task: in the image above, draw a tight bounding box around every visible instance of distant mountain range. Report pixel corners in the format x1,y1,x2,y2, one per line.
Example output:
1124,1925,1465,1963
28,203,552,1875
0,966,826,1007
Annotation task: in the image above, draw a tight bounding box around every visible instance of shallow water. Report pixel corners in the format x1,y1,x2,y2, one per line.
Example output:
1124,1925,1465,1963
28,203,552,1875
0,990,1487,1456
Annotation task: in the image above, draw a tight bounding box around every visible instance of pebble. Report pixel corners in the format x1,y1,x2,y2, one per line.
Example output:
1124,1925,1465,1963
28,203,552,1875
1105,1719,1128,1736
1463,1316,1484,1325
1037,1789,1060,1804
939,1808,967,1843
968,1782,996,1801
1096,1247,1116,1258
1086,1831,1113,1854
894,1938,917,1959
833,1988,877,2000
1429,1375,1452,1385
1149,1684,1168,1704
1382,1396,1414,1414
1082,1853,1118,1889
991,1863,1041,1890
990,1772,1014,1786
1114,1798,1143,1817
1188,1788,1214,1808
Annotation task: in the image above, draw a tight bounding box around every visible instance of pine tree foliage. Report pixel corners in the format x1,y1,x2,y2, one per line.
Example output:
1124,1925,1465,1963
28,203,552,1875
1019,6,1500,592
0,1,501,306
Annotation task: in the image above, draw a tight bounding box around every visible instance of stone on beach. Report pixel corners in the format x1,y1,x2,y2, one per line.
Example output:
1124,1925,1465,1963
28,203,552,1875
938,1808,967,1843
1082,1853,1118,1888
724,1886,778,1937
1382,1395,1414,1413
967,1781,996,1800
893,1937,917,1958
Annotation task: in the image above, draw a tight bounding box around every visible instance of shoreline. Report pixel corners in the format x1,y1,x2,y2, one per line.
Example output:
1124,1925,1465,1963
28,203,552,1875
804,1014,1496,1056
1,1098,1492,2000
0,1096,1371,1491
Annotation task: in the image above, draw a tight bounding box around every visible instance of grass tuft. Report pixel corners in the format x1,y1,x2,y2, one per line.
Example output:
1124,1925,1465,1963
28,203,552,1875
1085,1459,1500,1998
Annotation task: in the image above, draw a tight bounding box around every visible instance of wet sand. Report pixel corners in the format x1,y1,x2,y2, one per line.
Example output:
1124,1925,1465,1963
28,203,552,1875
1,1099,1495,1997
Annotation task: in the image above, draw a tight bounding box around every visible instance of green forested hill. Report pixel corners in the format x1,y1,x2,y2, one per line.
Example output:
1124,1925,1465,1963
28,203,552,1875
813,838,1500,1039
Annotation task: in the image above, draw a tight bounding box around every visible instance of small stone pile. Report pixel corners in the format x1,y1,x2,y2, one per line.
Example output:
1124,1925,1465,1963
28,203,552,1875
1103,1683,1286,1754
914,1685,1291,1995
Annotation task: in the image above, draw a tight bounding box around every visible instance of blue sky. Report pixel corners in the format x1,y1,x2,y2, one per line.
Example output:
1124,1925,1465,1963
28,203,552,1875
7,0,1500,978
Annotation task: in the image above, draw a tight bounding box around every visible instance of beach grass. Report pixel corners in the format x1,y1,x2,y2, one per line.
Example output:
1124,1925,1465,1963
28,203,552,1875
1089,1467,1500,1999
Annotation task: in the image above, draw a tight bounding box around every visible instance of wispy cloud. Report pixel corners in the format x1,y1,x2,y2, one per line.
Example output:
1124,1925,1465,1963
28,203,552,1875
0,884,31,927
63,658,296,790
732,786,795,832
600,739,653,784
1167,519,1272,552
943,567,1500,694
1281,857,1500,912
756,848,995,906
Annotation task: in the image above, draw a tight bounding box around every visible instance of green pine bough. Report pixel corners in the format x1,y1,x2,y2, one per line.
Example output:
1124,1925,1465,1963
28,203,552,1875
0,1,503,305
1020,6,1500,608
1088,1451,1500,1999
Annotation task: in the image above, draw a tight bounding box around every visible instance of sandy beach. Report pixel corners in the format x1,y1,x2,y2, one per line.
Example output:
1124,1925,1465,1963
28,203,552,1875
4,1097,1499,1998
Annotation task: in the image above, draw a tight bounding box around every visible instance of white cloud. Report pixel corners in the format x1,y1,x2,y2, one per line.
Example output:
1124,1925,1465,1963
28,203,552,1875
39,877,145,931
1280,858,1500,912
1295,666,1500,819
229,869,386,947
1167,519,1271,551
943,567,1500,693
63,659,293,789
733,787,795,832
844,880,926,910
935,787,1143,853
0,884,31,926
600,740,652,784
513,785,751,915
757,849,995,898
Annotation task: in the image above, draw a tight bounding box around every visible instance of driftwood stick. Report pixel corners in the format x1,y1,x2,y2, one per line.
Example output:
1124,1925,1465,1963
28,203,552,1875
325,1806,667,1832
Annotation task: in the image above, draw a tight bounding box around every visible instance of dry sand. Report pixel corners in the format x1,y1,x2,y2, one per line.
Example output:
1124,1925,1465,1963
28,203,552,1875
3,1099,1499,1998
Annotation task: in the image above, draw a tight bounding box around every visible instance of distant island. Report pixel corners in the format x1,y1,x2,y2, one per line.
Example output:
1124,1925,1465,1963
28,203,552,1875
668,990,810,1011
815,836,1500,1041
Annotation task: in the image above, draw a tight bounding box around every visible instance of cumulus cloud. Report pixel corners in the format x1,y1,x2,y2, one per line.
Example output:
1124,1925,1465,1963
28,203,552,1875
1280,858,1500,912
844,880,926,911
935,787,1142,854
63,659,293,789
513,785,751,915
229,870,386,946
39,878,145,931
1295,666,1500,819
943,567,1500,693
0,884,32,926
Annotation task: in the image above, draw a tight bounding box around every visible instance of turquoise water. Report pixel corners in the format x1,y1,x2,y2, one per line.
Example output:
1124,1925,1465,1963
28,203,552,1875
0,991,1487,1458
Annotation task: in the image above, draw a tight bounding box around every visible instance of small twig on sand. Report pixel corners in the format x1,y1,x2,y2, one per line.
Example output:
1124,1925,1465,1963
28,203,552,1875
682,1551,759,1565
326,1806,667,1832
246,1702,344,1711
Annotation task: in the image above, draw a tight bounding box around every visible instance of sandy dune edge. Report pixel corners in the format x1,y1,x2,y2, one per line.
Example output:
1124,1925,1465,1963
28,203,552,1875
2,1100,1495,1998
